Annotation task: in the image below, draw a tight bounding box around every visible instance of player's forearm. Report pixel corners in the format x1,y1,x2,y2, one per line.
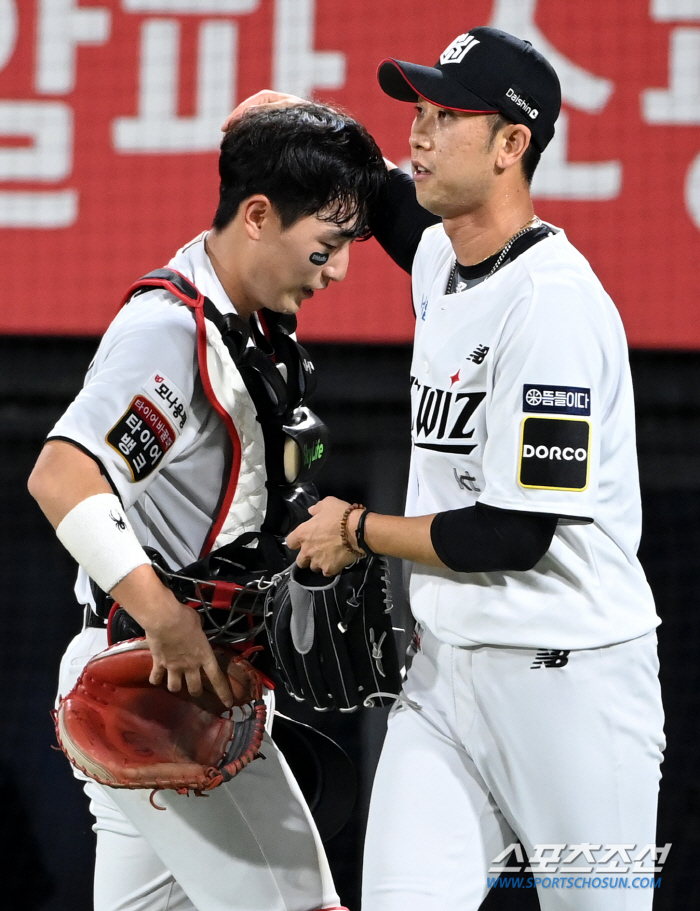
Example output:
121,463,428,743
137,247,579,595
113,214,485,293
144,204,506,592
347,510,446,568
30,438,154,596
28,439,111,527
111,564,180,625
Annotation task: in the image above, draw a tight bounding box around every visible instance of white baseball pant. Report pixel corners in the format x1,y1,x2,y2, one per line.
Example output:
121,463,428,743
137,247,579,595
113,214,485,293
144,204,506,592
362,627,665,911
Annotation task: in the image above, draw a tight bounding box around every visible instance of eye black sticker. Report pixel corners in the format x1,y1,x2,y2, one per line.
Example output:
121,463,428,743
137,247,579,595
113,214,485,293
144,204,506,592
309,251,329,265
519,417,590,491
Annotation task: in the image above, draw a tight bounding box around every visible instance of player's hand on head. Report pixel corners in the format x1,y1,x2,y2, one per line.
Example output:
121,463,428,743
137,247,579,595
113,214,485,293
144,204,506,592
286,496,359,577
222,90,307,131
145,596,234,707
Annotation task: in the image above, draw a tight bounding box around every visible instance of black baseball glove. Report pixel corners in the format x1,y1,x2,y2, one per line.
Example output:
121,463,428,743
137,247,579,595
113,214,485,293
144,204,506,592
265,556,402,711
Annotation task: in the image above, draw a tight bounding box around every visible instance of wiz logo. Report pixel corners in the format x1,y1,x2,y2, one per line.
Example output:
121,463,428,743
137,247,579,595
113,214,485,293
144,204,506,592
411,378,485,453
440,33,480,65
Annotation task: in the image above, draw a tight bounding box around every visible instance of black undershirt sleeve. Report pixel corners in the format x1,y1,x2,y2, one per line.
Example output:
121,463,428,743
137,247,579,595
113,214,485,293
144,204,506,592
430,502,559,573
368,168,440,274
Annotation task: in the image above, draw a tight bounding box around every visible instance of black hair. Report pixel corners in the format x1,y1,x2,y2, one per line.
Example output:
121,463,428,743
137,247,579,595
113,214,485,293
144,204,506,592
487,113,541,185
214,103,386,237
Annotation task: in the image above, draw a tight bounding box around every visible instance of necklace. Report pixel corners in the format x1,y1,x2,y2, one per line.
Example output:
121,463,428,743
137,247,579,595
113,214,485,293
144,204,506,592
446,216,542,294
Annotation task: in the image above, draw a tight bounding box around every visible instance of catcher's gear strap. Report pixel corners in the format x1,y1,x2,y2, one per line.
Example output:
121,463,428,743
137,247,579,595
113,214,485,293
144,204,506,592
121,268,328,546
53,639,266,796
56,493,150,594
266,557,402,712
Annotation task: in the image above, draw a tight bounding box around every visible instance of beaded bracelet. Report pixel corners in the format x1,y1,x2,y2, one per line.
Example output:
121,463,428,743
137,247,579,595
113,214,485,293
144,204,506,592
355,508,378,557
340,502,365,557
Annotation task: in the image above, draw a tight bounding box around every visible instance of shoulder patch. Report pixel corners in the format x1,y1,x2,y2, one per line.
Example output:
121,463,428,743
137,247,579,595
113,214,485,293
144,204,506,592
523,385,590,416
145,372,188,431
106,396,177,482
519,417,590,491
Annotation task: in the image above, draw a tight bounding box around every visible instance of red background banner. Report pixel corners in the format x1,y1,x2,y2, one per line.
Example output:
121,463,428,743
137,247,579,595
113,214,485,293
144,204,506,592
1,0,700,347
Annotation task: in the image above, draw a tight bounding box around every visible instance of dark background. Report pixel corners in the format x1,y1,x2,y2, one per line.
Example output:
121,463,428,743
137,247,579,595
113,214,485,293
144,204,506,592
1,338,696,911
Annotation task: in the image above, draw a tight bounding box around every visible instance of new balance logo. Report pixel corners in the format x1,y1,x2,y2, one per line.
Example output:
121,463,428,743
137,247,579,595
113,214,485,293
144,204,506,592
468,344,489,365
531,649,570,669
440,34,480,65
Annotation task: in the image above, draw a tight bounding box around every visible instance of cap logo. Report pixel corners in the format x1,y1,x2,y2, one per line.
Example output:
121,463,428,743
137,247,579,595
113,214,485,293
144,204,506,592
440,33,480,65
505,86,539,120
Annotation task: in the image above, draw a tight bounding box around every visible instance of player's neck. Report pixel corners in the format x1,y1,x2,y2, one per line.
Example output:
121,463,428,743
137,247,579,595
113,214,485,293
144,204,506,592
443,187,534,268
205,228,257,320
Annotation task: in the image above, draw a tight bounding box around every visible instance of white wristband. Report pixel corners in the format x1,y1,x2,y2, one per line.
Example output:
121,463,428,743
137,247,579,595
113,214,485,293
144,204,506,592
56,493,151,594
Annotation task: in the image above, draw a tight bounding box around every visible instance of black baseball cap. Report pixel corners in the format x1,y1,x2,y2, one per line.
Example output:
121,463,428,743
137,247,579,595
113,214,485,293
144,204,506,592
377,27,561,151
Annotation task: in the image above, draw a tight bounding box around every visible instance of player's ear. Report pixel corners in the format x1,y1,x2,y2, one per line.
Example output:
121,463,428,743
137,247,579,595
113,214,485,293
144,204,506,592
495,123,531,173
242,195,275,241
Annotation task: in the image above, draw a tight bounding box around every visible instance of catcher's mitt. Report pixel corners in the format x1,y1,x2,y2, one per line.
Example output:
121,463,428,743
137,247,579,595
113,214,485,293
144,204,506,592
265,556,402,712
53,639,266,798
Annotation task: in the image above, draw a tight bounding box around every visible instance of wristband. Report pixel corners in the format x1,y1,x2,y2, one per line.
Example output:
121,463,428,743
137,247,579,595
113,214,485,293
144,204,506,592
355,508,378,557
56,493,151,594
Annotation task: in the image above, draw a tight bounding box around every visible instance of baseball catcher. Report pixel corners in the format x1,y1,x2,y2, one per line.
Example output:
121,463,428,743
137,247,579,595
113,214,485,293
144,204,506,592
29,103,386,911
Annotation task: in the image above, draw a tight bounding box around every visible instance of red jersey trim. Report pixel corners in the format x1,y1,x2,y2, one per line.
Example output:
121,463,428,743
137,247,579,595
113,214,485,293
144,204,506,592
121,270,243,558
192,303,243,557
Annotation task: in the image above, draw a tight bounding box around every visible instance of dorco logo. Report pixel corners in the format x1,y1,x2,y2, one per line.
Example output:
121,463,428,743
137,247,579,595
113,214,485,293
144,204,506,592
505,87,539,119
523,445,587,462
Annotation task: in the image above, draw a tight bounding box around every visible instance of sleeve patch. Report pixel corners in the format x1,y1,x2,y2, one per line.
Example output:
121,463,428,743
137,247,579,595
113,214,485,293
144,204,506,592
145,372,188,430
106,397,177,481
519,417,590,491
523,385,590,416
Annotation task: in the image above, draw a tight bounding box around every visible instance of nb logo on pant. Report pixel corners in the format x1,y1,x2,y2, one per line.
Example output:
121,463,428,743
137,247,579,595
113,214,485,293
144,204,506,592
531,649,570,669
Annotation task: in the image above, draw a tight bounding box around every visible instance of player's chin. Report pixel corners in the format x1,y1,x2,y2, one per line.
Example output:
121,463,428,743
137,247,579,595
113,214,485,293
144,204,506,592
267,294,304,315
290,288,315,309
414,183,447,217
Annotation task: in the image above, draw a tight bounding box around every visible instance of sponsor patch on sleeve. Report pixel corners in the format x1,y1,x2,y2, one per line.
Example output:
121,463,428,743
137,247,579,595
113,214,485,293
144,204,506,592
523,385,591,416
107,396,177,481
519,417,590,491
145,372,189,431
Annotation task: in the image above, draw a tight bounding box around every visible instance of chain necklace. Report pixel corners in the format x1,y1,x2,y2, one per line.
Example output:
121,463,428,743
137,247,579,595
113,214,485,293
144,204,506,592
446,216,542,294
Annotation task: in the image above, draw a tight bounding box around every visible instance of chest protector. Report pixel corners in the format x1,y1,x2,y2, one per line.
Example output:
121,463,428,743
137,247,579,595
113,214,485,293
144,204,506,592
121,268,329,560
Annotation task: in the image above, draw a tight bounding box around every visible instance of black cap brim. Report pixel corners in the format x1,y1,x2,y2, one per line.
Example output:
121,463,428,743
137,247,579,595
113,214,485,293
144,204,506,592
377,58,499,114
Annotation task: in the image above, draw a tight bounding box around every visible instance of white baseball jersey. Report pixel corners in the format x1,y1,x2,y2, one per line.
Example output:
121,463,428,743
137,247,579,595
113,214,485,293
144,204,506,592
49,232,267,602
51,233,342,911
406,223,658,650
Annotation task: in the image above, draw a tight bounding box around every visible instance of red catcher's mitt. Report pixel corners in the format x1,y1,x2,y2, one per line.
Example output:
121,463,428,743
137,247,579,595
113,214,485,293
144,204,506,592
53,639,266,798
